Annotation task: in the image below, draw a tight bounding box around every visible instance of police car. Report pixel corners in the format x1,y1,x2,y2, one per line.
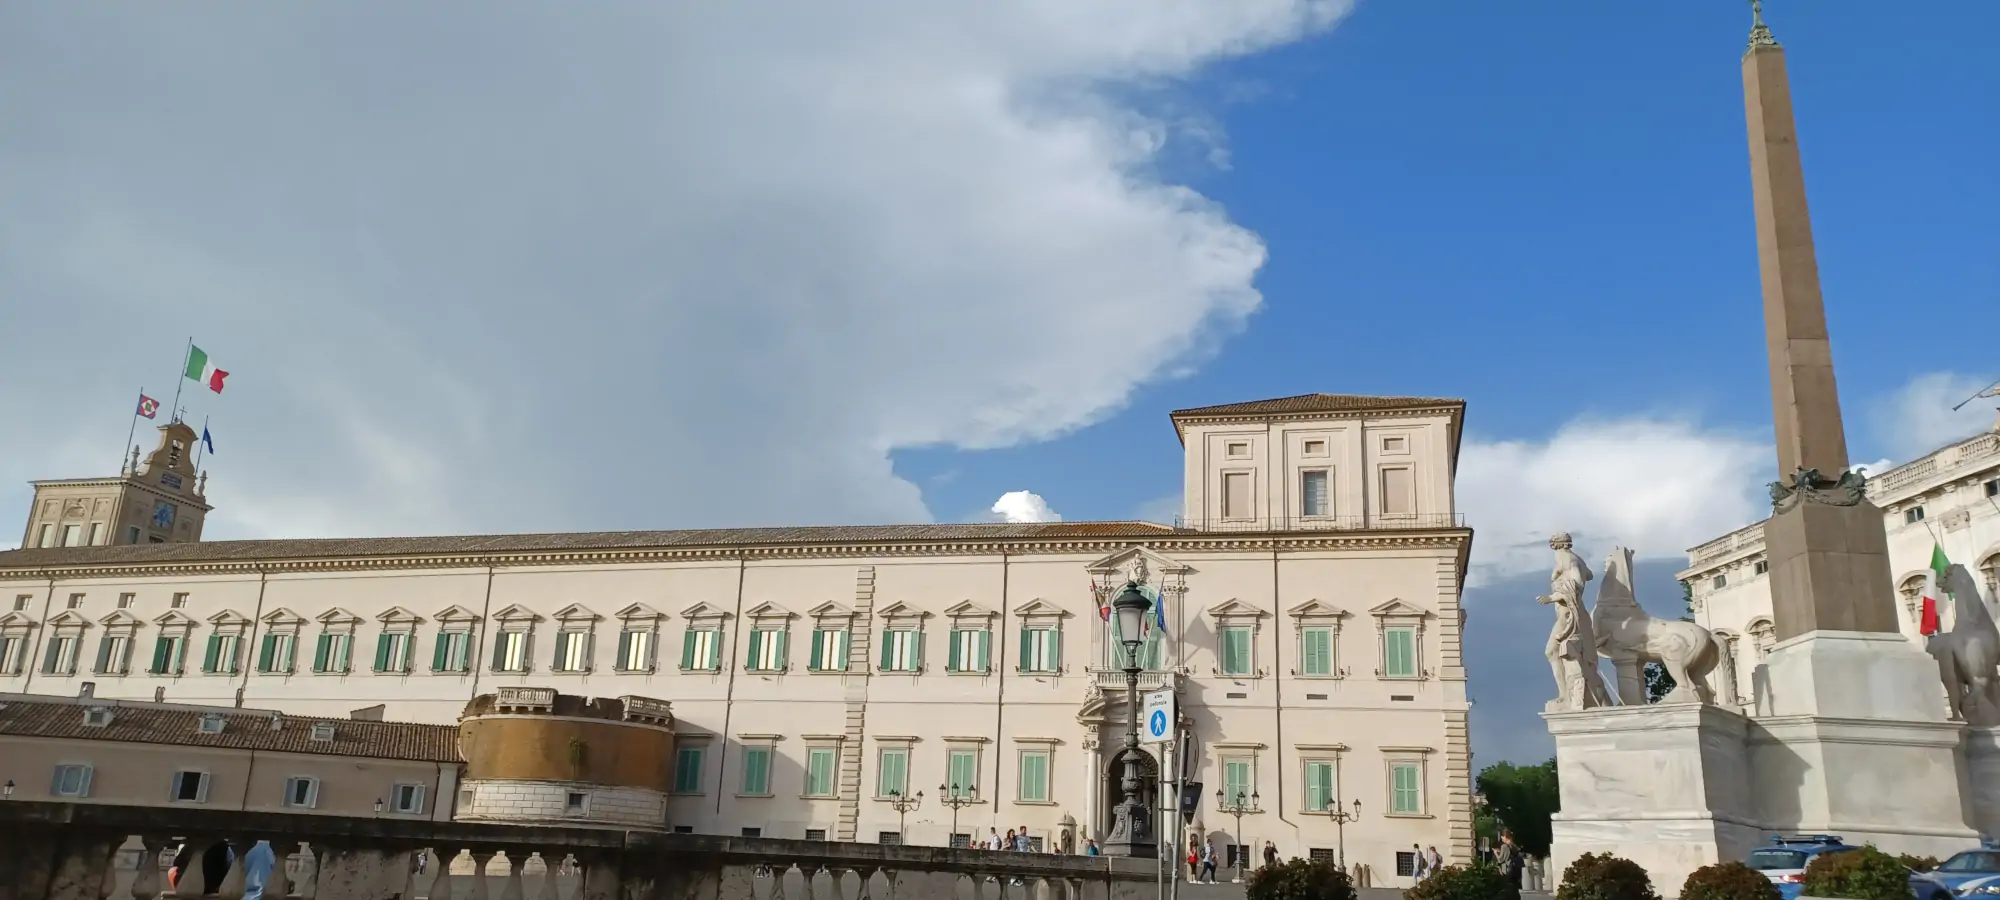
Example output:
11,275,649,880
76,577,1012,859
1746,835,1953,900
1923,849,2000,895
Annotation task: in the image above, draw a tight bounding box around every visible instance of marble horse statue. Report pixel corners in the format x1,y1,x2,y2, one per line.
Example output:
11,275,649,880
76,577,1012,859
1593,546,1737,706
1926,562,2000,725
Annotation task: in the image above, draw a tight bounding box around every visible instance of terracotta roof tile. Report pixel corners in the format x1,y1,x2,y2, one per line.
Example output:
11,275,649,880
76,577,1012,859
0,521,1179,569
0,696,460,763
1170,394,1464,418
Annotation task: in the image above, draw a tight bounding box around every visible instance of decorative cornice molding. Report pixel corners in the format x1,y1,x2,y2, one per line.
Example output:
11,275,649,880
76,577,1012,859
0,530,1472,581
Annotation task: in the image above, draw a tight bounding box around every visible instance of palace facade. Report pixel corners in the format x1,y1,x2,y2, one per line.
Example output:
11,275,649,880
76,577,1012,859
0,394,1476,883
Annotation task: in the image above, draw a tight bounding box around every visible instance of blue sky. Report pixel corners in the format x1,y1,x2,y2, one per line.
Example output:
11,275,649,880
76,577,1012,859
903,0,1999,527
2,1,1994,764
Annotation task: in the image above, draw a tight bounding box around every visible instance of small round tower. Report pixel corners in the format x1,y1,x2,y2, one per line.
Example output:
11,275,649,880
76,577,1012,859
455,687,676,829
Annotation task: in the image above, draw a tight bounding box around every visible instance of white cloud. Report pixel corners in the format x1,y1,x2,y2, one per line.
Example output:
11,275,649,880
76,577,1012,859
0,2,1354,540
1458,418,1770,586
1868,372,1999,461
991,491,1063,524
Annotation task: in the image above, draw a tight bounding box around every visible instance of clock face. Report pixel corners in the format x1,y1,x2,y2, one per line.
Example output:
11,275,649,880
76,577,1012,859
153,501,176,529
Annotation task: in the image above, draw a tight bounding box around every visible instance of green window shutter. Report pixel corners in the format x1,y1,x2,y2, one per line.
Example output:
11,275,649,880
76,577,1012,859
314,634,332,673
708,630,723,670
95,637,114,674
1223,760,1251,804
1387,627,1416,677
174,635,189,672
743,748,771,795
977,630,990,670
746,630,761,668
1392,763,1420,813
681,630,697,669
831,630,847,670
1021,752,1049,802
947,630,962,672
433,634,450,671
258,634,277,672
880,632,894,670
1049,629,1062,670
202,634,221,673
374,634,392,672
810,630,825,669
615,631,633,669
1018,628,1033,670
775,630,788,669
1303,628,1330,676
807,748,835,796
913,632,923,670
1306,762,1333,811
948,752,976,795
1220,628,1240,674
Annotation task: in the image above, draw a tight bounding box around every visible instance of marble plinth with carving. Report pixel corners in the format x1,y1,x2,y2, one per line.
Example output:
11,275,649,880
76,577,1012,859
1747,631,1980,854
1546,704,1763,899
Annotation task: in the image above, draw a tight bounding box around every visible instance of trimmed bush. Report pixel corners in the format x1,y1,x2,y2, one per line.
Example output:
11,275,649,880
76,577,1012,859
1558,853,1660,900
1408,864,1521,900
1681,862,1781,900
1246,857,1358,900
1896,854,1941,873
1801,847,1911,900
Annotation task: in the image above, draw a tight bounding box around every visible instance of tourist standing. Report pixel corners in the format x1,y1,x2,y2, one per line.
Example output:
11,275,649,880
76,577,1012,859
1199,839,1218,884
988,828,1004,850
1085,839,1101,857
1413,843,1430,881
1497,832,1523,889
1425,846,1443,877
1263,841,1278,869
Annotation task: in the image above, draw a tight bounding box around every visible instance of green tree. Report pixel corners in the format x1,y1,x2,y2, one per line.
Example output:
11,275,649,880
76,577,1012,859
1247,857,1357,900
1644,662,1677,703
1475,759,1559,858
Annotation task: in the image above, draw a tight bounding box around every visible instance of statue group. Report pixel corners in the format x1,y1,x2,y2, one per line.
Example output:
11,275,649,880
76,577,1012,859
1539,532,1736,711
1539,532,2000,721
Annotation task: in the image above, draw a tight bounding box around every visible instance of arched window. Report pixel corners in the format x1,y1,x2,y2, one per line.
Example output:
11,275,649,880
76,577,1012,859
1747,618,1775,660
1898,574,1929,625
1713,630,1743,704
1979,553,2000,600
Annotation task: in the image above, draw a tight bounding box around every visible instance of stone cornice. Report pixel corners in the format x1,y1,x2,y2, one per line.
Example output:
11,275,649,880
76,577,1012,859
0,530,1473,581
29,476,214,513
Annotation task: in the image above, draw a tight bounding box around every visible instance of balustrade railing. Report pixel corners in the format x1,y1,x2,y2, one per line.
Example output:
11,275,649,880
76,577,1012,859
0,801,1153,900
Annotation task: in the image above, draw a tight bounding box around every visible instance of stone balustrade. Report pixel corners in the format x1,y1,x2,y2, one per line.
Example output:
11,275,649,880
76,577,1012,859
0,802,1156,900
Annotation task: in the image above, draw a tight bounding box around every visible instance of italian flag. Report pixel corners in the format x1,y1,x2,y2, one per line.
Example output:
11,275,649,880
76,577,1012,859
1920,544,1949,637
182,346,229,394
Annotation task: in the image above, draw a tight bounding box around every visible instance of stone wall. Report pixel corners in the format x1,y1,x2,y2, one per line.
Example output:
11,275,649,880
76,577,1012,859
457,779,668,829
0,800,1157,900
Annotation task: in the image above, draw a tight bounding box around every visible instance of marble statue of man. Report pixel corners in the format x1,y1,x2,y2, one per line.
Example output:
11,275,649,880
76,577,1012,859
1540,532,1608,710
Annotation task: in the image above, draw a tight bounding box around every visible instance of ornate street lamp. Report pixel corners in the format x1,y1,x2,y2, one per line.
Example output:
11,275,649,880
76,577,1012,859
2,780,13,799
940,783,978,847
1216,788,1259,882
1104,582,1156,858
888,788,924,844
1327,798,1361,870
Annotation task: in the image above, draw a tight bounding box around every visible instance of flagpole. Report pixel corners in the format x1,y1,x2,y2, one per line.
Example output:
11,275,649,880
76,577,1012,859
168,337,192,424
123,386,145,474
193,415,209,473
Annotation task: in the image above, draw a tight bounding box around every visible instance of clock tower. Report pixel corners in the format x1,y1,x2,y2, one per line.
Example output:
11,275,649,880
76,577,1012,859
19,422,214,549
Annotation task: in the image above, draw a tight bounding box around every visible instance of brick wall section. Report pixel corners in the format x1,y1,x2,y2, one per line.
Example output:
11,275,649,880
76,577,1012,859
457,779,667,829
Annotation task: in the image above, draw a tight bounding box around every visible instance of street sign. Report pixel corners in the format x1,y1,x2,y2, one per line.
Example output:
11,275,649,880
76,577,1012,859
1142,688,1174,744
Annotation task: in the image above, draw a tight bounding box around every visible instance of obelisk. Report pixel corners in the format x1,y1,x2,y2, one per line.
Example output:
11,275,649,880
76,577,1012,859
1741,1,1898,642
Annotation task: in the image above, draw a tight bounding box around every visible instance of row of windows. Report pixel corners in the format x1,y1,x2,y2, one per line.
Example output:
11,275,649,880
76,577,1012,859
0,620,1424,680
665,745,1425,816
1215,465,1420,520
41,764,427,814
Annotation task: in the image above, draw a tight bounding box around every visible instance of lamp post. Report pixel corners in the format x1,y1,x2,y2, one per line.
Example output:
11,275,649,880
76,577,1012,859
939,783,978,847
3,780,13,799
373,798,383,816
1105,582,1156,858
1326,798,1361,870
1216,788,1258,882
888,789,923,844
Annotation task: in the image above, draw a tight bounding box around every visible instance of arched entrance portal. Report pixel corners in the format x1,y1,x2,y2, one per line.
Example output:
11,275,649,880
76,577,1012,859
1100,746,1161,839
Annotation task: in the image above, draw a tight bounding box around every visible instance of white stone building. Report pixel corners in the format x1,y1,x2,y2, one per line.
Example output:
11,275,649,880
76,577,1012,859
0,394,1476,882
1683,422,2000,708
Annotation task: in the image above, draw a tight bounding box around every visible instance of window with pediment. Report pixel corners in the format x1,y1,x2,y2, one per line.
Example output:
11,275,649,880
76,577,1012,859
1208,599,1268,678
1085,549,1189,673
371,608,423,674
489,605,542,674
550,604,601,674
943,601,995,674
1287,600,1349,679
94,610,142,676
1014,599,1069,674
39,610,91,677
1898,574,1928,626
311,609,361,675
430,605,481,674
743,602,795,673
679,602,730,672
256,609,306,675
613,603,664,673
201,610,252,675
806,602,855,673
1747,617,1776,659
1980,551,2000,599
876,602,928,673
0,611,34,676
1369,600,1429,680
149,610,199,676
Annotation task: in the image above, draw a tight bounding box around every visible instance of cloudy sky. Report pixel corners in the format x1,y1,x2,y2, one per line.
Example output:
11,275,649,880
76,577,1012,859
2,2,1995,762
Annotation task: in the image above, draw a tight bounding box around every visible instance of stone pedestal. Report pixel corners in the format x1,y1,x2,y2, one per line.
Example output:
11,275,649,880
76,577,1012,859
1546,704,1762,899
1748,630,1978,855
1961,727,2000,842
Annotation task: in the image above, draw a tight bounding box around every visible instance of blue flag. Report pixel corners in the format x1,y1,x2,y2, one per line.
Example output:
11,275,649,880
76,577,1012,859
201,425,216,455
1152,584,1168,638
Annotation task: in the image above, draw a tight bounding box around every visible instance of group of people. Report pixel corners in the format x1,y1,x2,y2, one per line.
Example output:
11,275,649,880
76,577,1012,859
1474,830,1531,888
977,825,1102,856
